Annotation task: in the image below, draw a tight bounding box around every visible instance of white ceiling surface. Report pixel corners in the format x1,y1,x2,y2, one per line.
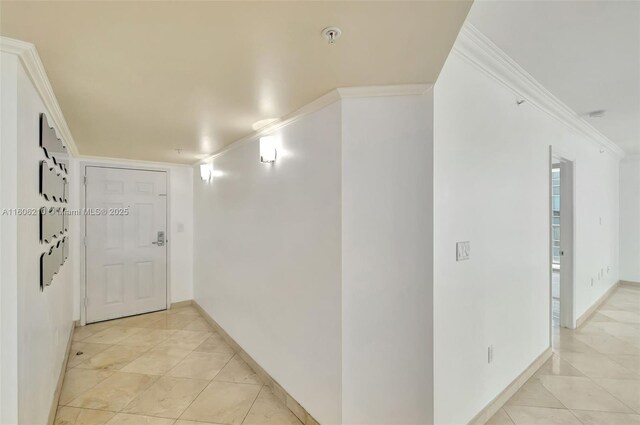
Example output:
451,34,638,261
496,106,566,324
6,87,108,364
0,1,471,164
468,0,640,155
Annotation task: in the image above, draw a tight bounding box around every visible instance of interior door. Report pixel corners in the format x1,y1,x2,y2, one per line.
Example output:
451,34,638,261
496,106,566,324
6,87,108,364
85,166,167,323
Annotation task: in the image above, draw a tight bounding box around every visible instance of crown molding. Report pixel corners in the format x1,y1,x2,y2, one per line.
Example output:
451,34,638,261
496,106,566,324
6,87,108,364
0,36,79,156
453,23,626,159
194,84,433,165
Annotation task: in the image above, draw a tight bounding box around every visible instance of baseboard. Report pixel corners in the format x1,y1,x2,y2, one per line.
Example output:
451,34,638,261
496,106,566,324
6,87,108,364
191,301,320,425
576,281,620,328
47,320,76,425
467,347,553,425
170,299,193,309
620,280,640,287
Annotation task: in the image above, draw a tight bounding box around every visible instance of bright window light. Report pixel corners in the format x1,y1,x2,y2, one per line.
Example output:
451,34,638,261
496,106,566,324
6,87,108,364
260,136,277,163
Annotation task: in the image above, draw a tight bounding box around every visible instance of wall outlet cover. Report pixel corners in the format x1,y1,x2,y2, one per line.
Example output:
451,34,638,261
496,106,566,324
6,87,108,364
456,241,471,261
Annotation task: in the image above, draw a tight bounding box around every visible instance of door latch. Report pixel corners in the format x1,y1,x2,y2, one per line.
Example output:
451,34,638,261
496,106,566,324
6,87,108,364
152,231,165,246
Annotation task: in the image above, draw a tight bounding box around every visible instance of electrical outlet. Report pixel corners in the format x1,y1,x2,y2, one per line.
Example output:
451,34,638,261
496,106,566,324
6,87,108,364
488,345,494,364
456,241,471,261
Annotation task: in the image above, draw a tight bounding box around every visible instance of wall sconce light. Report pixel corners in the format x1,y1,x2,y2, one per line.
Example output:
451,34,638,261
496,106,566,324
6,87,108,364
260,136,277,163
200,163,214,181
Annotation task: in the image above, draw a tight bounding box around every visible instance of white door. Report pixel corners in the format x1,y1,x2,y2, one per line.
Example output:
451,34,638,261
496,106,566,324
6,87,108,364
85,166,167,323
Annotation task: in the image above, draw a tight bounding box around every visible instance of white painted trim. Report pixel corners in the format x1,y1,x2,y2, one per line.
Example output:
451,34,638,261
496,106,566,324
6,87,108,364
79,161,172,325
194,84,433,165
0,37,79,156
576,281,619,328
467,348,553,425
47,324,74,425
453,24,626,159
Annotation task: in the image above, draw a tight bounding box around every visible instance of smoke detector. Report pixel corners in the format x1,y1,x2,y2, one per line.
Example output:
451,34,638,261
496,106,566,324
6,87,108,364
322,27,342,44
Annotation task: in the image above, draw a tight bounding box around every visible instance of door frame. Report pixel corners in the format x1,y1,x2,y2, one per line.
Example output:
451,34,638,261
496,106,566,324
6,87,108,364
79,160,172,326
549,146,577,333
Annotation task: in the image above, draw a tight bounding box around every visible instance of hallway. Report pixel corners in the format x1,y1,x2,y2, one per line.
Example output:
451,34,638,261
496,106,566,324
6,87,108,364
55,305,302,425
488,284,640,425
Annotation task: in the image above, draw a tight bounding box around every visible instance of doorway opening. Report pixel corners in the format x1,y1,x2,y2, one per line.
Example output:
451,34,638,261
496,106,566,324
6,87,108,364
550,150,575,331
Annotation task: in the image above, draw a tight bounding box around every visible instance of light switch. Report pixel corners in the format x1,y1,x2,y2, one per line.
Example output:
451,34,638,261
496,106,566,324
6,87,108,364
456,241,470,261
176,222,184,233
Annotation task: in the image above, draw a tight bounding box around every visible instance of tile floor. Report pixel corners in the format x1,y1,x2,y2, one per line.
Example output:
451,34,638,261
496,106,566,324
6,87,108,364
55,305,302,425
488,284,640,425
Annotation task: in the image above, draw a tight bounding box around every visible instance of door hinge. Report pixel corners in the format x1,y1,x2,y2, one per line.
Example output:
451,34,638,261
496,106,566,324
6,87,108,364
83,175,87,185
83,236,87,247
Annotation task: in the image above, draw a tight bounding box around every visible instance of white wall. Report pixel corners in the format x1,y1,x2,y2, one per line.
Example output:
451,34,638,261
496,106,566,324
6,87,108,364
433,52,621,424
341,93,434,424
620,156,640,282
193,101,343,424
0,52,20,425
1,51,76,425
69,157,194,321
192,90,435,425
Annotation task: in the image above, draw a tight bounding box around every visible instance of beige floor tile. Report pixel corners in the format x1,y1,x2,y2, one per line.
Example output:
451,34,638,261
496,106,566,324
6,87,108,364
214,355,262,385
104,413,175,425
594,378,640,413
580,321,640,339
155,330,213,351
123,376,209,418
180,381,261,425
120,347,192,375
486,409,515,425
83,327,143,345
574,333,640,355
54,406,115,425
167,351,233,380
504,406,582,424
73,327,99,342
182,319,214,332
84,321,118,334
558,351,639,379
67,342,113,368
506,378,564,408
144,314,198,330
601,311,640,324
111,314,164,328
610,354,640,375
59,369,114,405
76,345,150,371
54,406,80,425
589,312,617,323
174,420,225,425
116,329,178,348
571,410,640,425
243,386,302,425
167,306,201,316
534,355,584,378
194,333,235,355
68,372,157,411
538,375,633,412
552,334,599,355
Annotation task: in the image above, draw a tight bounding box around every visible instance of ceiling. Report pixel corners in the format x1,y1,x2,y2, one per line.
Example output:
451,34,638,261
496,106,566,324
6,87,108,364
1,1,472,164
468,0,640,155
